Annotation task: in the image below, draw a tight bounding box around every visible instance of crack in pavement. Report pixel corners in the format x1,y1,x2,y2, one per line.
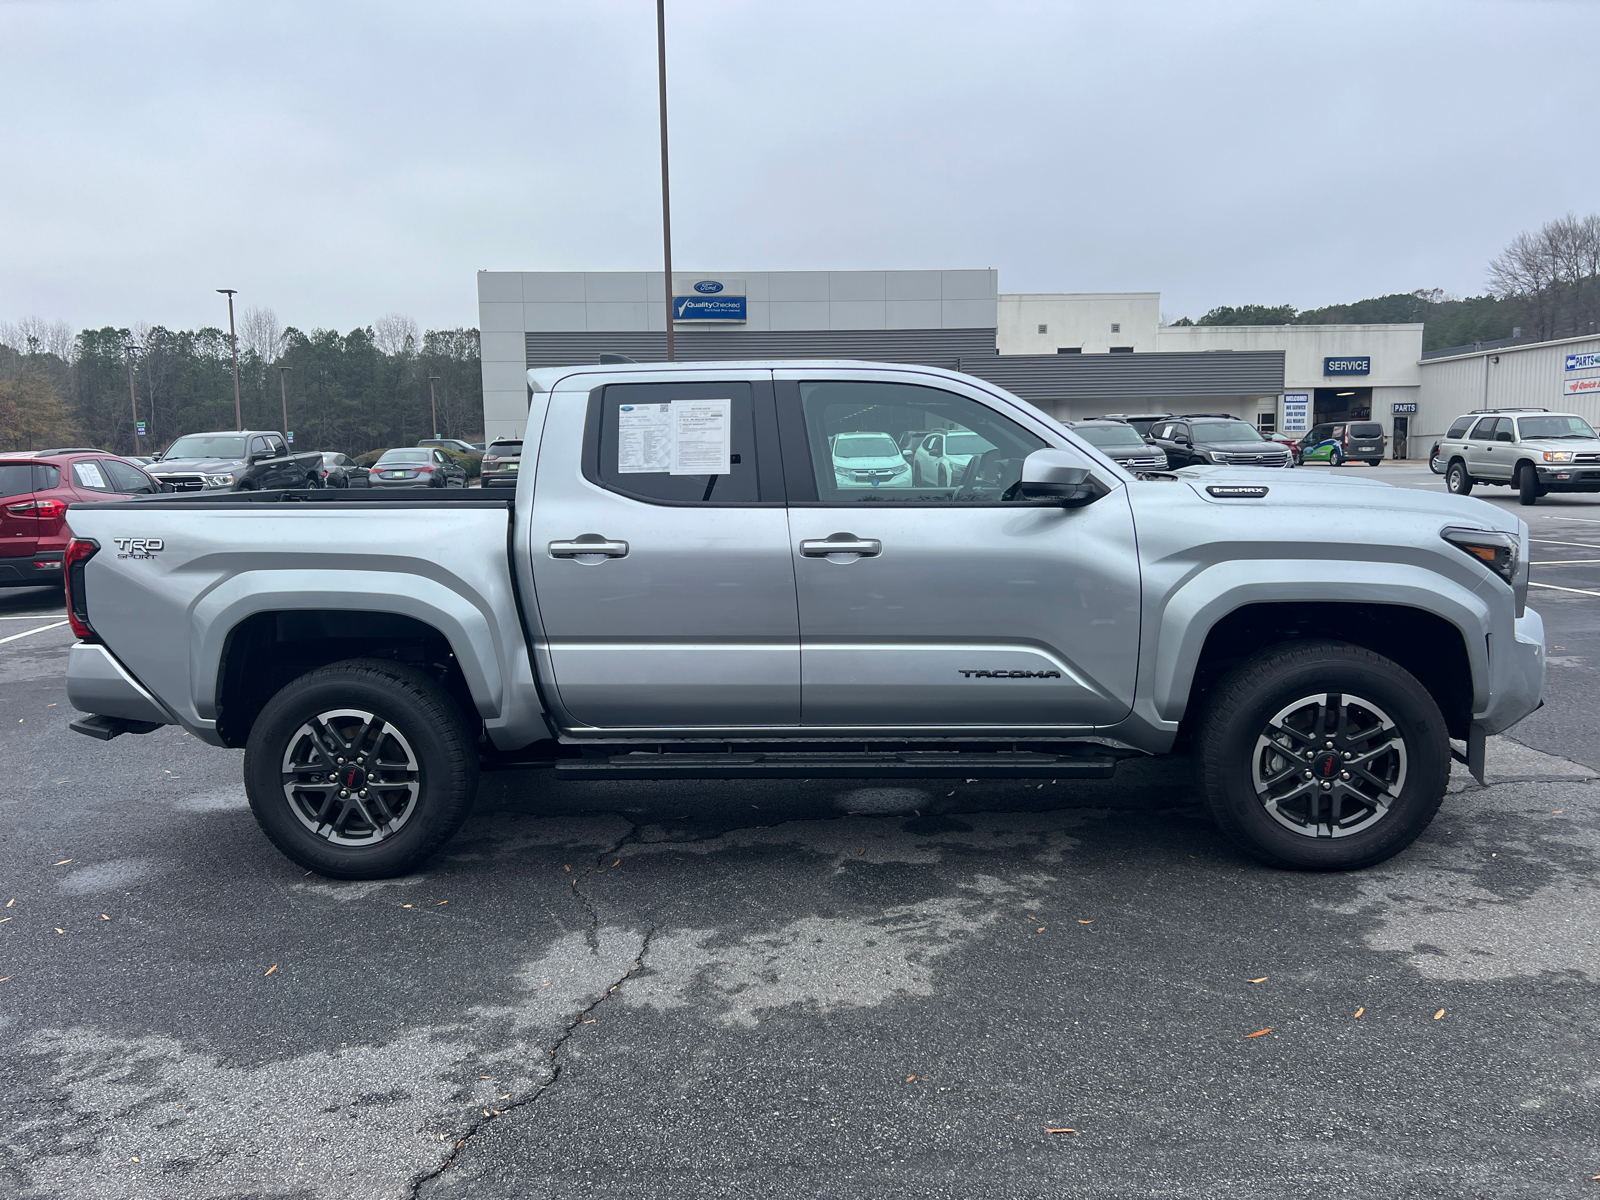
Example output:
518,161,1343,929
409,925,657,1199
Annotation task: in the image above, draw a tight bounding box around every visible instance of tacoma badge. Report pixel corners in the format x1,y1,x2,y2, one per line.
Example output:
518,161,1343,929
959,669,1062,679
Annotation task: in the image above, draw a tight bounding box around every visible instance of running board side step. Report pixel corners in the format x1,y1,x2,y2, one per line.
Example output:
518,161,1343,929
552,750,1117,780
69,714,164,741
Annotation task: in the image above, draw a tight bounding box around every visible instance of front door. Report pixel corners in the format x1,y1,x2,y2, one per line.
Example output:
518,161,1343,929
528,372,800,731
1466,416,1506,479
777,371,1141,732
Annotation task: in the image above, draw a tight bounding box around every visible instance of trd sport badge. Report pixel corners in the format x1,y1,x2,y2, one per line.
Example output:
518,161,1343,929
113,537,164,559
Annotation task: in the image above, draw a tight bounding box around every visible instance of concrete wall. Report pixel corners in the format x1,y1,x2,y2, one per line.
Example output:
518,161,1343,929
1418,334,1600,444
997,293,1161,355
1154,322,1424,392
479,270,999,438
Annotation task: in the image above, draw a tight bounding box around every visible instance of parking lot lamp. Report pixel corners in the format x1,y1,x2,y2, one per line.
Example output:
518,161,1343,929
657,0,674,362
277,366,292,440
217,289,242,428
428,376,439,439
125,342,142,455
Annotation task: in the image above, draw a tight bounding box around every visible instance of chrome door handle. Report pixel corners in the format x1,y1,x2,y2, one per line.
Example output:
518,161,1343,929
800,534,882,558
549,536,629,559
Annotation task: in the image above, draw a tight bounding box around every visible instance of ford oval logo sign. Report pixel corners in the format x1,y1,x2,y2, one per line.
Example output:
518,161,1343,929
693,280,723,294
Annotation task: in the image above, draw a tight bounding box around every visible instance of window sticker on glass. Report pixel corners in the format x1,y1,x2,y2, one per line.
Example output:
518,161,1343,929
670,399,731,476
617,403,673,474
73,461,107,489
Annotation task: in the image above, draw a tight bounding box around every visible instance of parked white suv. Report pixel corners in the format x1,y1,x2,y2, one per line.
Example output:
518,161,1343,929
1437,408,1600,505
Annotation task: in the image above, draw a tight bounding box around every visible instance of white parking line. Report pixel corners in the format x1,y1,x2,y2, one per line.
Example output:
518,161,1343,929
0,620,69,645
0,613,67,620
1535,560,1600,565
1538,516,1600,525
1529,581,1600,598
1531,538,1600,548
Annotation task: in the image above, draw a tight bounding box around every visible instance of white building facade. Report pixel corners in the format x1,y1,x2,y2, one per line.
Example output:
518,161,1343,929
1417,334,1600,446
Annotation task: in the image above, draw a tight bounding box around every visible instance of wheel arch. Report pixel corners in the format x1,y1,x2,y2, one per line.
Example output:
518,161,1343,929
1179,600,1477,742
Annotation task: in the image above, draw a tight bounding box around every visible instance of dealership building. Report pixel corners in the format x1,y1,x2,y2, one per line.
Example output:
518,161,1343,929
478,269,1427,450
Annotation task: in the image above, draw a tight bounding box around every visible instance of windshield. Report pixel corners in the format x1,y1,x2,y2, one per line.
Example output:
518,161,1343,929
834,434,901,459
1193,422,1266,444
488,442,522,457
1348,423,1382,437
944,432,994,456
1519,415,1597,439
163,435,245,459
379,449,432,463
1075,424,1147,450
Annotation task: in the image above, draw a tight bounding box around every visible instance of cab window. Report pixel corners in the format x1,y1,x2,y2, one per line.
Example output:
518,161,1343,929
783,380,1046,505
1445,416,1473,438
1469,417,1498,440
103,460,157,494
586,381,764,505
70,459,115,492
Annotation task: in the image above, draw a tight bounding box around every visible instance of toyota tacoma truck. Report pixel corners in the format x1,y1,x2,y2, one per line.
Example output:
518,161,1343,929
60,360,1545,879
148,430,326,492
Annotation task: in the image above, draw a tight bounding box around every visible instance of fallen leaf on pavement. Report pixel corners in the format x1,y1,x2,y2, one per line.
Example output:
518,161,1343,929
264,964,278,976
0,917,10,924
906,1075,916,1082
1078,920,1094,924
1248,977,1268,984
0,976,10,982
1433,1009,1445,1020
52,860,71,866
1037,927,1045,933
436,900,449,906
1354,1007,1364,1019
858,849,865,855
100,914,109,920
1244,1029,1272,1038
1552,810,1563,814
54,928,64,934
612,859,621,867
563,865,571,872
1045,1128,1076,1134
5,899,12,907
402,904,413,908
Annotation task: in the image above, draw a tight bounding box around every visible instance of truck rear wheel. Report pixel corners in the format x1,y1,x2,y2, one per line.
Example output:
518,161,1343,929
1197,641,1449,871
1447,461,1473,495
243,659,479,879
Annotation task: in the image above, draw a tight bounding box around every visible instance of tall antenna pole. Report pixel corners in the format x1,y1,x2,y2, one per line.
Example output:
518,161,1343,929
656,0,674,363
277,366,292,440
125,343,142,455
218,288,241,428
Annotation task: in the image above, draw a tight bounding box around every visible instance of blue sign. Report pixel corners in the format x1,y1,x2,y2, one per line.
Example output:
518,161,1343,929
1324,356,1371,376
693,280,723,294
1566,352,1600,372
135,420,146,436
1392,402,1417,413
673,296,747,321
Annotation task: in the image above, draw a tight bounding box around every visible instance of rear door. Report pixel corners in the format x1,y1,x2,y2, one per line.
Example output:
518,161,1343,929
1466,417,1505,479
528,370,800,730
0,461,39,558
777,369,1141,731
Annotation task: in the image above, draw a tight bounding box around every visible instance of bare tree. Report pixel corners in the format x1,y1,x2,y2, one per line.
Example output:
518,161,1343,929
372,313,419,358
0,316,76,361
238,307,285,362
1488,212,1600,341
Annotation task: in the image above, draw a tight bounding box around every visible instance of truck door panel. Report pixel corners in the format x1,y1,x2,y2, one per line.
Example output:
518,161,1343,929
776,373,1140,730
528,374,799,730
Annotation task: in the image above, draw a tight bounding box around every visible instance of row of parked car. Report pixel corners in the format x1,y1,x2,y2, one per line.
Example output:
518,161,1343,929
1063,413,1388,471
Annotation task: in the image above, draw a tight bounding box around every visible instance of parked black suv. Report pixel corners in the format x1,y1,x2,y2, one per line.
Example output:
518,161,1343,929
1066,419,1168,470
1149,416,1292,468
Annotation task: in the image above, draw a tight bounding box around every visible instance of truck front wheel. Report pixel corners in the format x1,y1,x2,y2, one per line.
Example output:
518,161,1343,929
243,659,479,879
1197,641,1449,871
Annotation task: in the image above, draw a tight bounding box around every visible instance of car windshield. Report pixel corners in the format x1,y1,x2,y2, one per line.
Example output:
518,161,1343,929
1519,415,1597,439
834,434,901,459
379,450,431,463
1075,424,1146,450
488,442,522,457
1194,422,1265,444
163,435,245,459
944,431,994,456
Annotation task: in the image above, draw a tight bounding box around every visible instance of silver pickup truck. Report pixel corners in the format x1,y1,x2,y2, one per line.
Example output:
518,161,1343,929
60,360,1546,878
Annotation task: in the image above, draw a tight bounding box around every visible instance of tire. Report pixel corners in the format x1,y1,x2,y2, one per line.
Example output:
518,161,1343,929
244,659,479,879
1365,459,1382,468
1429,453,1446,475
1517,462,1543,506
1329,447,1344,467
1197,641,1449,871
938,466,948,488
1447,460,1473,495
912,463,925,487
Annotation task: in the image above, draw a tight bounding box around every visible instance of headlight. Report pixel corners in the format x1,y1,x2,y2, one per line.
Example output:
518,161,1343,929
1441,526,1519,591
890,461,909,474
203,473,234,487
1542,451,1575,463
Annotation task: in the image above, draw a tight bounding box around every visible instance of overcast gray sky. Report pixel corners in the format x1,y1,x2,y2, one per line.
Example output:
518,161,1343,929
3,0,1596,334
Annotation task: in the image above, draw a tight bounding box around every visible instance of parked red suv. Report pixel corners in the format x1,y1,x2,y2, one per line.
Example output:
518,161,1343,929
0,448,164,589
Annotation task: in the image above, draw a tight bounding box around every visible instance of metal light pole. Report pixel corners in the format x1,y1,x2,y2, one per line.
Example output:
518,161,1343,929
125,343,142,455
277,366,292,440
427,376,440,438
656,0,675,362
218,288,242,428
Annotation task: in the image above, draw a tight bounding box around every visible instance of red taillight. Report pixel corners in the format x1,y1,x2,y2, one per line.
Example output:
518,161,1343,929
63,537,99,640
5,499,67,519
414,465,435,473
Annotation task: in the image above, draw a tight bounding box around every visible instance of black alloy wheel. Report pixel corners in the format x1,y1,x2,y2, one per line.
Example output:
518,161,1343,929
1446,461,1473,495
244,659,478,878
1198,641,1449,870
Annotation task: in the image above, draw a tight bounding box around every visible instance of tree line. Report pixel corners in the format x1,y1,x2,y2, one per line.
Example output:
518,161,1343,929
1170,211,1600,351
0,310,483,456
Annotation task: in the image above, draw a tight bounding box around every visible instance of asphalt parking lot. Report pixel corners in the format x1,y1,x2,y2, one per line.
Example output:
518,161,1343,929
2,466,1598,1199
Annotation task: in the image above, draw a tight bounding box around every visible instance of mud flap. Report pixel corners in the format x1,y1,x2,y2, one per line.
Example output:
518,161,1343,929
1450,724,1487,785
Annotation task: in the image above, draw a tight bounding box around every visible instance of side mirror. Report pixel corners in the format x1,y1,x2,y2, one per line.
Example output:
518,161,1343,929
1017,449,1108,507
1174,436,1191,447
159,482,175,493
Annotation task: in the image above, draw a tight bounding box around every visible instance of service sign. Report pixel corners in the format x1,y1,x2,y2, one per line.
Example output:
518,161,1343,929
672,277,746,322
1281,393,1310,433
1564,377,1600,397
1324,356,1371,376
1566,352,1600,372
